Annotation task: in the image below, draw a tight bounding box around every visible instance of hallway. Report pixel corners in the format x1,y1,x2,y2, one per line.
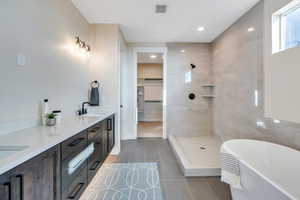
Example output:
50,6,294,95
138,122,163,138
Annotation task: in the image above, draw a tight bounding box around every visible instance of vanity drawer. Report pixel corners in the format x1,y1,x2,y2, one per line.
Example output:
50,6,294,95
87,123,102,141
0,172,12,200
61,157,87,193
87,149,102,182
61,131,88,161
87,132,103,181
62,165,87,200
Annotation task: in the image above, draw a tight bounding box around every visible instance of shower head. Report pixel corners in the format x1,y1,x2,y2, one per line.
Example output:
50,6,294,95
191,64,196,69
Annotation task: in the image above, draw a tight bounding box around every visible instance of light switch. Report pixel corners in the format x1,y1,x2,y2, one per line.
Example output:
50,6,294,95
17,53,26,67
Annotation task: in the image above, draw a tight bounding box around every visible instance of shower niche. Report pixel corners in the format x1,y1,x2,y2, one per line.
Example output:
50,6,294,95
201,84,216,98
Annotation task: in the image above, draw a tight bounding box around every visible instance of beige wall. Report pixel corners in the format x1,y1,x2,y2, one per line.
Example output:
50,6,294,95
264,0,300,123
0,0,93,135
0,0,123,155
90,24,120,109
119,32,131,140
212,1,300,150
89,24,122,153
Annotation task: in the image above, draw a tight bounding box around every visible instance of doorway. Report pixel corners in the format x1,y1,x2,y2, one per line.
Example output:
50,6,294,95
133,48,167,139
137,53,163,138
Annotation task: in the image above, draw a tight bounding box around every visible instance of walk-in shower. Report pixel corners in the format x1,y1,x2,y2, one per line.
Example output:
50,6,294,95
166,43,221,177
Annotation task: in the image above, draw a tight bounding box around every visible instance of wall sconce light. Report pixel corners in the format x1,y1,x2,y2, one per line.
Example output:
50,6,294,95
75,36,91,57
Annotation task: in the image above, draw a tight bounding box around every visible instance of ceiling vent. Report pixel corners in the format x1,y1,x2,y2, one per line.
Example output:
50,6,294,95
156,5,167,13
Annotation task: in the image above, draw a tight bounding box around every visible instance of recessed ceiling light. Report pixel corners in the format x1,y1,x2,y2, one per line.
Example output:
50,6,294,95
181,49,186,53
248,27,255,32
150,55,157,59
197,26,205,32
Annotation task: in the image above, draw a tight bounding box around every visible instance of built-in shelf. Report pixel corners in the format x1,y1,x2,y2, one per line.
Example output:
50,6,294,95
144,78,163,81
144,100,163,103
202,85,215,99
201,95,216,98
202,84,215,87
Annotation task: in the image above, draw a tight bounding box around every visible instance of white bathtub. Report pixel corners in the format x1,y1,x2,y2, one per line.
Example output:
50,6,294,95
222,140,300,200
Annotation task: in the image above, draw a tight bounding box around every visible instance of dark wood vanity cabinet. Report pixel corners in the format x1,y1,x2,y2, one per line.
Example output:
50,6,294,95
107,116,115,153
87,123,103,182
0,146,61,200
0,114,115,200
0,172,11,200
61,165,87,200
86,116,115,182
100,120,109,161
61,131,88,161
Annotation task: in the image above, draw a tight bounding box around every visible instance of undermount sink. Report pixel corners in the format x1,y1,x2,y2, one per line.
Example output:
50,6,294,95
0,146,29,159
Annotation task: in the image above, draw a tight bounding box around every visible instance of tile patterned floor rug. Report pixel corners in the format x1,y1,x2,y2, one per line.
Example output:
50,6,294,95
80,163,164,200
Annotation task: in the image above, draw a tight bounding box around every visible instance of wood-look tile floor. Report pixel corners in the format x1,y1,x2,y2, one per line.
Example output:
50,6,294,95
137,122,163,138
106,139,232,200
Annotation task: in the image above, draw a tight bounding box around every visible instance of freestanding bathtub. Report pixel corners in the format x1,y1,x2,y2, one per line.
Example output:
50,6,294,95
222,140,300,200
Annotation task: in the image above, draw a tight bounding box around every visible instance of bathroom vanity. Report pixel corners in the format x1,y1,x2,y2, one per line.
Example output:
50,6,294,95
0,113,115,200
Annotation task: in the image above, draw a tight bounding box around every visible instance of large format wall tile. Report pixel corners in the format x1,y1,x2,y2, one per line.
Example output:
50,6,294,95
166,43,213,137
165,1,300,150
212,1,300,150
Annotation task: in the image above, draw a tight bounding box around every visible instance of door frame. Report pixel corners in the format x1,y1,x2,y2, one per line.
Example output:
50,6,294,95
133,47,168,139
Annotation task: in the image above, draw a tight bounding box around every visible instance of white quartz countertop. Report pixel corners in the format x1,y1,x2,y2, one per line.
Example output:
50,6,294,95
0,110,115,175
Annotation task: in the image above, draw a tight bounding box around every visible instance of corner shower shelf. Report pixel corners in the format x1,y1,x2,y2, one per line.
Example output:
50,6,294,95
144,78,163,81
201,95,216,98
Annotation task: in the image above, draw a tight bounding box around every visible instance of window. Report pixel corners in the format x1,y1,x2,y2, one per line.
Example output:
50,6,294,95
272,1,300,53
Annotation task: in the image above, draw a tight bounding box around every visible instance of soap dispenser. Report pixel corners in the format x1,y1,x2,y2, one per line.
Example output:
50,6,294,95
42,99,49,125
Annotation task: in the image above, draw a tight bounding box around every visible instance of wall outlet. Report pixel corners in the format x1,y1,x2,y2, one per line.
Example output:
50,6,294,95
256,120,266,129
17,53,26,67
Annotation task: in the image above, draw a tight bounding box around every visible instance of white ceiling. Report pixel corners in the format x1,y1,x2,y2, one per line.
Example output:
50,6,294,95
72,0,260,43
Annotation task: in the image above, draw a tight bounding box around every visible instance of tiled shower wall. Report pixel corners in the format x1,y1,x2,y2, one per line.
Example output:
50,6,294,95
166,43,213,137
212,1,300,150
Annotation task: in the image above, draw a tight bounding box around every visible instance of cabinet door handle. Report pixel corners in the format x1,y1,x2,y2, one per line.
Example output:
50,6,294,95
68,183,84,199
4,182,11,200
89,161,101,171
89,128,97,133
107,119,112,131
68,138,85,147
16,175,23,200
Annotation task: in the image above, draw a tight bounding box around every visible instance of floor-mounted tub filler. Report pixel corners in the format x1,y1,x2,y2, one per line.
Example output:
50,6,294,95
221,140,300,200
169,135,222,176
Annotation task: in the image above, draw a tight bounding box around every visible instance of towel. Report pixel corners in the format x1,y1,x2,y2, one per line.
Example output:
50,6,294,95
68,143,94,175
221,147,242,189
90,81,100,106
